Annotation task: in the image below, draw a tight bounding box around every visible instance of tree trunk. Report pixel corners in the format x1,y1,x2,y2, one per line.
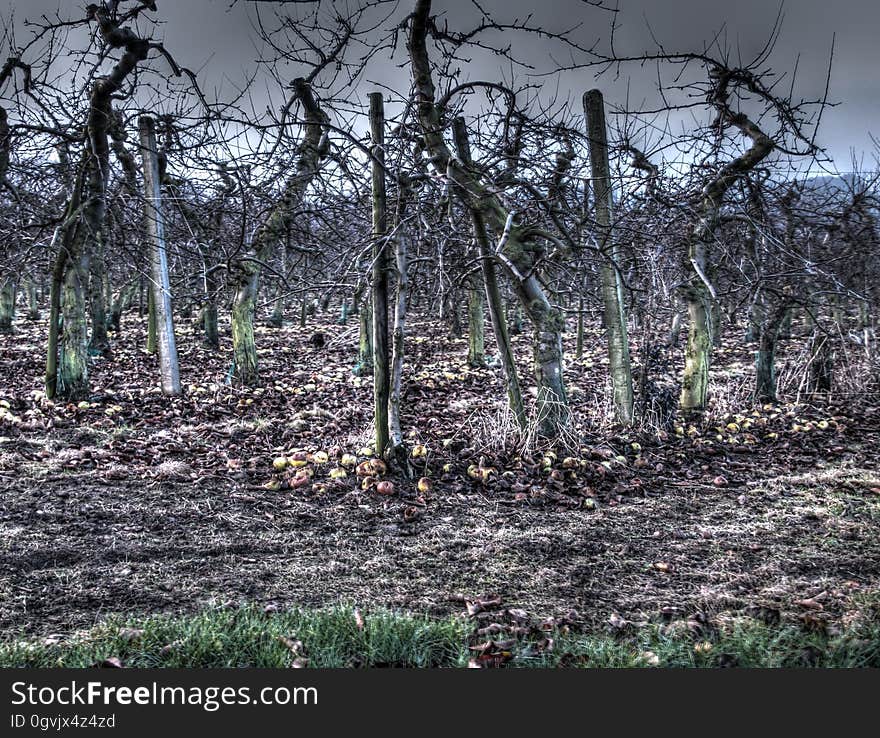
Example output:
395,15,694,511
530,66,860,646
584,89,634,425
0,277,14,334
512,270,569,436
808,331,833,394
678,67,774,414
753,296,788,403
109,280,137,333
445,287,462,339
745,294,761,342
46,255,64,398
231,274,257,382
369,92,391,458
476,215,527,427
575,298,584,360
88,245,110,356
54,7,152,401
754,330,777,402
59,254,91,401
410,5,566,435
778,307,792,340
269,240,288,328
46,188,82,400
452,117,525,427
26,280,38,321
509,304,524,335
201,266,220,350
230,77,328,384
680,283,712,414
139,116,181,397
270,281,285,327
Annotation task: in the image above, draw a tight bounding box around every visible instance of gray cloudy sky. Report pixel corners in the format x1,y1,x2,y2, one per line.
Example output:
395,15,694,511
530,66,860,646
5,0,879,168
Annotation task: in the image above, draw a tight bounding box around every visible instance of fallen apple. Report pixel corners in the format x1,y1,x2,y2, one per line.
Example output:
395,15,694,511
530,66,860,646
375,480,395,495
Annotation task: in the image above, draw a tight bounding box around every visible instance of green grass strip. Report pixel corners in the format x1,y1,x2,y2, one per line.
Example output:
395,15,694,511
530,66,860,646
2,605,878,668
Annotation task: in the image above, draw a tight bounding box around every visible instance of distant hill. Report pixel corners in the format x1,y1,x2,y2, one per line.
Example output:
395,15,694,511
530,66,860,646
801,172,873,197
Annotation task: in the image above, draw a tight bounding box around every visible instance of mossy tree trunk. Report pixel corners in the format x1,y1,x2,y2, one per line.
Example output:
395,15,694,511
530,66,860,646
202,271,220,350
269,238,289,328
108,280,137,334
808,330,833,394
753,302,790,402
230,78,328,385
410,9,565,435
26,280,38,321
52,7,152,400
46,180,84,399
410,6,564,428
680,280,712,414
59,253,91,400
88,243,110,356
513,274,569,436
678,70,775,414
231,270,258,383
0,276,15,334
451,117,525,427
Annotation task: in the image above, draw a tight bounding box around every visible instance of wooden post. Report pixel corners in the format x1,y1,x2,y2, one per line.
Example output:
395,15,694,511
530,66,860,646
584,89,634,425
146,285,157,354
139,115,181,397
388,173,412,467
467,275,485,366
369,93,390,457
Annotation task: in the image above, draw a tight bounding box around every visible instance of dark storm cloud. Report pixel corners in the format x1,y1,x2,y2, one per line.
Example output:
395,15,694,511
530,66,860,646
5,0,878,166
